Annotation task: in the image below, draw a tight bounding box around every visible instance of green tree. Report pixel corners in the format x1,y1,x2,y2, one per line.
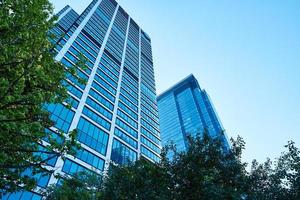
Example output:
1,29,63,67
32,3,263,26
246,141,300,200
97,132,248,200
277,141,300,200
44,171,102,200
165,133,248,200
246,159,278,199
100,159,171,200
0,0,80,195
43,132,300,200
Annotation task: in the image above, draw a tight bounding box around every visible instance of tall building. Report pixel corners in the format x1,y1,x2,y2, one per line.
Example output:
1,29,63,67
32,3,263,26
157,74,229,153
4,0,161,199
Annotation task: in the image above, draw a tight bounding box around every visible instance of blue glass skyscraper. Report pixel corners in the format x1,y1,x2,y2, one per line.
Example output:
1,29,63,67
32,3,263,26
157,74,229,152
51,0,161,177
4,1,161,199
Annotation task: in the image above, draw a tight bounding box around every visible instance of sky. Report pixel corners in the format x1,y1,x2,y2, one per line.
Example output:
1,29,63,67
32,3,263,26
50,0,300,165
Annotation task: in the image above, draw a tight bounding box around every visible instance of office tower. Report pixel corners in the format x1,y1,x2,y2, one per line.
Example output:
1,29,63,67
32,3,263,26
157,74,229,153
51,0,161,179
4,0,161,199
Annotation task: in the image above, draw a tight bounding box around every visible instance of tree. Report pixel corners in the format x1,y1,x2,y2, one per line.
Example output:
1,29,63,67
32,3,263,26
0,0,79,195
277,141,300,200
43,131,300,200
44,171,102,200
165,133,248,200
246,141,300,200
100,159,171,200
97,132,248,200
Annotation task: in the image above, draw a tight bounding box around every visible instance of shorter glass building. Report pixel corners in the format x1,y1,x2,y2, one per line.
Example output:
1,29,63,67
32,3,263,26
157,74,229,152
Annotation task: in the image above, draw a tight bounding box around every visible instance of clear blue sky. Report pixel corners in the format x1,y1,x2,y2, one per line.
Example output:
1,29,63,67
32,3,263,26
50,0,300,165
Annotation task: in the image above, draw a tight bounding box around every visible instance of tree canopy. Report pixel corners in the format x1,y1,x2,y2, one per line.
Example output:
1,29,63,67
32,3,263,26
0,0,79,195
44,172,102,200
46,133,300,200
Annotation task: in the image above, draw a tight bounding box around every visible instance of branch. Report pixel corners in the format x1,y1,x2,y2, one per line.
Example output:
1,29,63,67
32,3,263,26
0,99,35,110
1,147,60,155
0,70,27,102
0,57,35,102
0,60,25,68
0,130,49,147
0,118,29,123
0,153,61,169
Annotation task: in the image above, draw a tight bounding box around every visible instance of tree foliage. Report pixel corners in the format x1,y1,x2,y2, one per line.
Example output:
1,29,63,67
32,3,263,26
246,141,300,200
164,133,248,200
0,0,78,195
46,133,248,200
46,133,300,200
100,159,171,200
44,172,102,200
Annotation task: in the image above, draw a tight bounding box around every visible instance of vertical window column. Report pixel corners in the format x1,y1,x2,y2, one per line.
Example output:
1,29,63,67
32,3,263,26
104,15,132,169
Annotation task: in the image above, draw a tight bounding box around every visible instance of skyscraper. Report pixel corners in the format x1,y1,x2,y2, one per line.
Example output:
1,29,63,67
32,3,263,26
4,0,161,199
51,0,161,178
157,74,229,153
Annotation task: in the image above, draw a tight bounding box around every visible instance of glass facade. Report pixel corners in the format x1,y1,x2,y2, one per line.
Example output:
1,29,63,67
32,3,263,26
51,0,161,170
157,74,229,153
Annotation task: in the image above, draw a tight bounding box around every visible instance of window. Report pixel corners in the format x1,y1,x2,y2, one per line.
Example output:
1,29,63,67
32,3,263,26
45,103,75,133
116,118,137,139
92,81,115,102
141,119,160,136
86,97,112,120
75,148,105,171
121,82,138,99
82,106,111,131
141,127,160,146
62,80,83,99
36,173,51,188
44,128,64,145
120,88,138,105
114,128,137,149
141,136,160,154
62,159,92,175
21,167,51,188
117,109,137,129
118,101,138,120
65,96,79,109
77,117,109,155
89,89,114,111
33,145,58,167
141,83,156,102
111,139,137,165
94,74,116,95
65,71,85,89
96,68,117,88
119,94,137,112
141,146,160,163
